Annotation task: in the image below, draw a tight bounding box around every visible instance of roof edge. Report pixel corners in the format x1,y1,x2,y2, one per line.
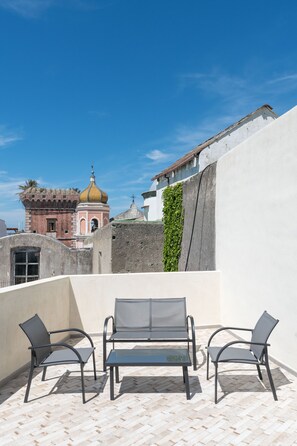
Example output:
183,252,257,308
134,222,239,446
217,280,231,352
151,104,277,181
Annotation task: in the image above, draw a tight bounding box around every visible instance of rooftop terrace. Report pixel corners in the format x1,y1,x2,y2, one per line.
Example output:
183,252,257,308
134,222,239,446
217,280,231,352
1,327,296,446
0,272,297,445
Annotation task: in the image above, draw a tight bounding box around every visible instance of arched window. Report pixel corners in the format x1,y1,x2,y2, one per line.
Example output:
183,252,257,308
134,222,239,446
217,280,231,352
80,218,86,235
91,218,98,232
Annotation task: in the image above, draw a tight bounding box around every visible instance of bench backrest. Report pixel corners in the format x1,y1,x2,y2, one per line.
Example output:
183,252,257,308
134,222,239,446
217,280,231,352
114,298,187,332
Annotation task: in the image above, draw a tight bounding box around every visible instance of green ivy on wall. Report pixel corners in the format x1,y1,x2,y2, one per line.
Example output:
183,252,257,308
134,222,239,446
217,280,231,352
162,183,184,271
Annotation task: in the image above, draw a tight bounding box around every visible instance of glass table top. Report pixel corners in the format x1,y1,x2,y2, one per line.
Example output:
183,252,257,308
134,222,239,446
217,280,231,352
106,348,192,366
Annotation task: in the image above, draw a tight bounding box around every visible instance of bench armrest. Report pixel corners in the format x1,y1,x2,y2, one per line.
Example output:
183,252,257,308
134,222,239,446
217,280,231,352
186,315,196,340
103,315,115,339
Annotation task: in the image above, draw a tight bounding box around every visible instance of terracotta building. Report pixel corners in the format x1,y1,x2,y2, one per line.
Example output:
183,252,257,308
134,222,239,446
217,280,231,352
20,168,110,248
20,188,80,247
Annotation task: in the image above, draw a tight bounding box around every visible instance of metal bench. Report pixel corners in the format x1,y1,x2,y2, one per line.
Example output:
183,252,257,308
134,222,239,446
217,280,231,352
103,297,197,371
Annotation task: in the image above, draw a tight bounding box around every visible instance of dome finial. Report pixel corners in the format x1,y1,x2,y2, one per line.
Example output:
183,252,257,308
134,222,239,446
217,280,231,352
79,165,108,204
91,164,95,182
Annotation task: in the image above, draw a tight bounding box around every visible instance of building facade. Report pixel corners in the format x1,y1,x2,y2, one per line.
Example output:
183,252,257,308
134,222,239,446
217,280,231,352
0,233,92,287
142,104,278,221
20,188,80,247
76,169,110,248
19,168,110,249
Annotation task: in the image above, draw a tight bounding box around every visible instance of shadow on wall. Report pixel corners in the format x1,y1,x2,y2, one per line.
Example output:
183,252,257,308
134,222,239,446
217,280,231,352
179,163,216,272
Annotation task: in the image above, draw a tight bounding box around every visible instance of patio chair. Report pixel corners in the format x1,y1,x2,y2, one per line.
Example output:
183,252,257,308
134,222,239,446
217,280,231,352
19,314,97,403
206,311,279,403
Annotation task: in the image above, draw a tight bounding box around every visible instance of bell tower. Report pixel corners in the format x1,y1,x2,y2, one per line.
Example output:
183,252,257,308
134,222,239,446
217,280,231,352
76,166,110,247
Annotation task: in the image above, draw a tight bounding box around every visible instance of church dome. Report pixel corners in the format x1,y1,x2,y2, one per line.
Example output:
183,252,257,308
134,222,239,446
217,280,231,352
79,168,108,204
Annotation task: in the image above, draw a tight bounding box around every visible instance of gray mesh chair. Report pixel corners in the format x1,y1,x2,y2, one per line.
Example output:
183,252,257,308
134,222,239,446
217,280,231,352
206,311,279,403
19,314,97,403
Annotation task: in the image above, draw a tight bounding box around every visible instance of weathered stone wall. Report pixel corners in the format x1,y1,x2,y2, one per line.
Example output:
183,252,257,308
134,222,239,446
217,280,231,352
91,224,112,274
179,163,216,271
91,221,164,273
111,222,164,273
0,233,92,285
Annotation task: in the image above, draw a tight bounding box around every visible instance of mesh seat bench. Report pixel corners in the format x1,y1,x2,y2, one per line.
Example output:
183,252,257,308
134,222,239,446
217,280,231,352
103,297,197,371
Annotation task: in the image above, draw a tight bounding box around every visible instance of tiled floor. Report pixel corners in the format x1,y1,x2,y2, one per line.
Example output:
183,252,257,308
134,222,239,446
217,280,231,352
0,328,297,445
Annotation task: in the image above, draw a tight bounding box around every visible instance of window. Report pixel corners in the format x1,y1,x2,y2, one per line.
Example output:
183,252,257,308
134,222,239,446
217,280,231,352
47,218,57,232
91,218,98,232
13,248,40,285
80,218,86,235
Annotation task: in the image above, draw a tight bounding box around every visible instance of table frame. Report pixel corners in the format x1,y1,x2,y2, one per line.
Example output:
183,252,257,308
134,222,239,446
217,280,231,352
106,348,191,400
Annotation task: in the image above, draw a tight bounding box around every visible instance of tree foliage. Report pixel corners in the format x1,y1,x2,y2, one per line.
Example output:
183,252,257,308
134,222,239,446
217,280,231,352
18,179,39,191
162,183,184,271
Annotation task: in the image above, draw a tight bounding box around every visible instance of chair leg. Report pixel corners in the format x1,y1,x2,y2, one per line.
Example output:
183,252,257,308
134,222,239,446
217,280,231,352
265,355,278,401
256,364,263,381
183,366,190,400
80,363,86,404
192,339,197,371
110,366,114,400
92,351,97,380
103,337,107,372
42,367,47,381
206,351,210,380
24,360,35,403
115,367,120,383
214,363,218,404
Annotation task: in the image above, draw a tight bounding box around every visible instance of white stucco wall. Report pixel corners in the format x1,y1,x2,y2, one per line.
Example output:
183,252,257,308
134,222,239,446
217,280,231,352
0,271,220,384
146,108,277,221
199,109,276,171
216,106,297,373
0,277,70,383
69,271,221,332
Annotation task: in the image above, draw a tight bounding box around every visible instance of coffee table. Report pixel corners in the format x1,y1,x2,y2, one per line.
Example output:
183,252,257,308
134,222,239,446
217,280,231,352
105,348,192,400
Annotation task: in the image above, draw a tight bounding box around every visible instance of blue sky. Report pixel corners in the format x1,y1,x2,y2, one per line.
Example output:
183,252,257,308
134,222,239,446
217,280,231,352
1,0,297,227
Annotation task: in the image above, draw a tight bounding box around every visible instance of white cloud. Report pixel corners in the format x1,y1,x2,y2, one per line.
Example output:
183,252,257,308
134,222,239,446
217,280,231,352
179,72,247,102
268,73,297,84
0,178,24,200
0,0,111,17
0,0,53,17
0,127,22,148
145,149,171,162
122,172,152,186
0,208,25,229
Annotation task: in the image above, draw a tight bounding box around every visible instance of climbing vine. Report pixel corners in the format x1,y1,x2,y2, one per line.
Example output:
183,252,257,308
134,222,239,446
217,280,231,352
162,183,184,271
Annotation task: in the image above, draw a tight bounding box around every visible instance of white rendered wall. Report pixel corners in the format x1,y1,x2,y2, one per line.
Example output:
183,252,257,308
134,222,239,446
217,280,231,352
0,271,220,383
199,110,276,171
143,194,159,221
69,271,221,332
0,277,70,383
146,109,276,221
216,106,297,373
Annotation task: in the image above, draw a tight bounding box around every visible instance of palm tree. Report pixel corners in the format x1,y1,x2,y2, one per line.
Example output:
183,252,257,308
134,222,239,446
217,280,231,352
18,179,39,191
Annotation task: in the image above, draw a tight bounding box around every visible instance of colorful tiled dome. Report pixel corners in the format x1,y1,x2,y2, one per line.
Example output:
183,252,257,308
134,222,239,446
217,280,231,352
79,168,108,204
